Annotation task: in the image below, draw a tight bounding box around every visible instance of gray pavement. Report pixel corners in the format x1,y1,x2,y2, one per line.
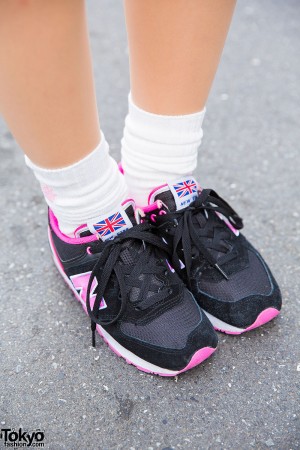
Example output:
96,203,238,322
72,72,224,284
0,1,299,449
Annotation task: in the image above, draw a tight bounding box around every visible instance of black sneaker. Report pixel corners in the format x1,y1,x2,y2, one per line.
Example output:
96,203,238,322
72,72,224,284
144,177,282,334
48,199,217,376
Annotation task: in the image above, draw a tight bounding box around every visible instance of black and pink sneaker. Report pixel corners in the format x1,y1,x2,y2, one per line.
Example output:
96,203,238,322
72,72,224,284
143,177,282,335
48,199,218,376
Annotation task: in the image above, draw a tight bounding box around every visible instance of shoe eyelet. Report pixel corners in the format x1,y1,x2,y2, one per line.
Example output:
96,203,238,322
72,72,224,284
164,270,168,276
168,288,173,295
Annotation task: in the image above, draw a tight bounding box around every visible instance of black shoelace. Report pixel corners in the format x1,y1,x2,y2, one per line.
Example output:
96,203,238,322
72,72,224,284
156,189,243,285
86,222,172,347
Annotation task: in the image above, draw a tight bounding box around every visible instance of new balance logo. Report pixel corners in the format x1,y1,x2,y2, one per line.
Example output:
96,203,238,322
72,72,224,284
70,272,107,310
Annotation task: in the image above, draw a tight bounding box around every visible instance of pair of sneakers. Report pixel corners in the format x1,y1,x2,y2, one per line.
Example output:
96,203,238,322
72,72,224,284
48,176,282,377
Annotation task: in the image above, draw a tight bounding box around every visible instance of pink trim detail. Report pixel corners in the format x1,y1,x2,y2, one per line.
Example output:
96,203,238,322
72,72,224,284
118,162,124,174
49,209,97,244
215,211,239,236
121,198,135,207
147,178,202,207
166,260,175,273
142,200,163,213
70,272,106,310
151,347,216,376
93,334,216,377
175,347,216,374
215,308,280,335
128,347,216,376
86,246,92,255
147,183,168,205
225,220,239,235
74,223,88,235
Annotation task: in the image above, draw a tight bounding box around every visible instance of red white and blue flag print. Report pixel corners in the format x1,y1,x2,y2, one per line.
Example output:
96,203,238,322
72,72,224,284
88,204,133,241
173,180,198,198
169,177,198,210
93,212,127,239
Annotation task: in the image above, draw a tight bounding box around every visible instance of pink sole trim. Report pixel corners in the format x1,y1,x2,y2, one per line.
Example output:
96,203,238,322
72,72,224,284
49,227,216,376
168,346,216,376
95,337,216,377
215,308,280,335
131,347,216,377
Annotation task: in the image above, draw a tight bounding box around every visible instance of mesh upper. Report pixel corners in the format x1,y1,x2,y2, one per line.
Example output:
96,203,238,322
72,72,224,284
120,290,201,349
154,189,273,303
198,249,272,301
129,273,166,308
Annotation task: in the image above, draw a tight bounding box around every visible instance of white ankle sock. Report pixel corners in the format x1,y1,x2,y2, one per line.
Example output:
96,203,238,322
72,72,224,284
25,132,128,236
121,93,206,205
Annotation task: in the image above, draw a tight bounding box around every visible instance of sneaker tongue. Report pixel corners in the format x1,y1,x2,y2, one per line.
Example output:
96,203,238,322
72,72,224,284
150,177,199,211
86,200,136,242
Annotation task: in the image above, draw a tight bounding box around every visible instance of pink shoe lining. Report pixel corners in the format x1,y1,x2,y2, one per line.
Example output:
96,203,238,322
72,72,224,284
49,199,135,245
49,209,98,244
147,183,169,205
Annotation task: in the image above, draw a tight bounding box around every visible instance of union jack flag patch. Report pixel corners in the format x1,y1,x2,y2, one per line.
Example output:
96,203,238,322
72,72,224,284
169,178,198,210
94,212,127,238
173,180,198,198
88,206,133,241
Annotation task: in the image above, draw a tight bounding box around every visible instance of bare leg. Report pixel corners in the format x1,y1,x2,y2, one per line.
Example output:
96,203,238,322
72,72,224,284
124,0,236,115
0,0,100,168
0,0,128,235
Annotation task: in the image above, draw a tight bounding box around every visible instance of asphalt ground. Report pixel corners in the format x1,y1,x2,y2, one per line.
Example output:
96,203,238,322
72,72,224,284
0,1,299,449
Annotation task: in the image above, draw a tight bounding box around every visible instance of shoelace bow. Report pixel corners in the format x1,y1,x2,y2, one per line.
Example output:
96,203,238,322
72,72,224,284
157,189,243,284
86,222,172,347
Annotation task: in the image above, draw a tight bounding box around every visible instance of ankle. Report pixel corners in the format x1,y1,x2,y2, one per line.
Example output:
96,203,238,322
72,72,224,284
26,132,129,236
